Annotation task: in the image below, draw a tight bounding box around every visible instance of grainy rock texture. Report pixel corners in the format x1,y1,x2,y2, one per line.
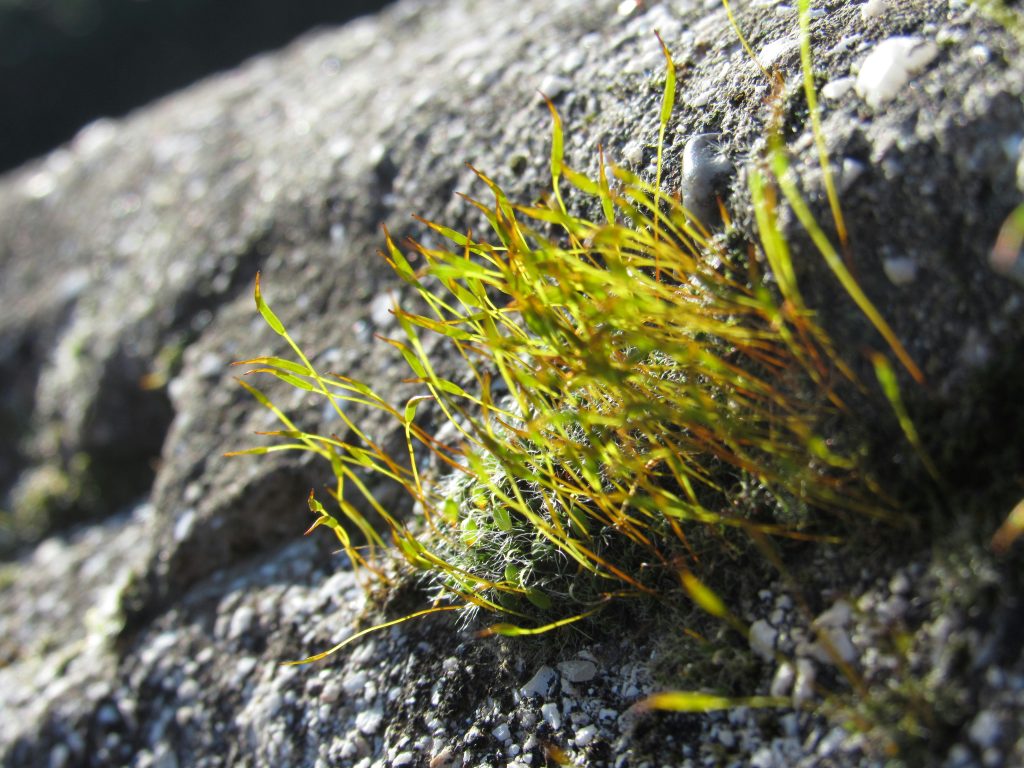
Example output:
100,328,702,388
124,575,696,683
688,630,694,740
1,0,1023,766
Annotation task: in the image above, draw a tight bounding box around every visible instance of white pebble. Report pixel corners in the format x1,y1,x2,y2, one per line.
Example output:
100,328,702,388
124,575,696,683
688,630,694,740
622,141,644,166
749,619,778,661
369,292,398,330
342,670,368,697
821,77,856,101
541,702,562,730
855,36,939,109
969,710,1003,749
688,89,714,108
883,256,918,285
813,600,853,629
807,628,858,665
574,724,599,747
320,680,343,704
750,746,775,768
770,662,796,697
355,707,383,735
521,666,558,698
537,74,572,101
889,573,912,595
793,659,816,705
860,0,887,20
492,723,511,742
757,37,800,69
234,656,257,684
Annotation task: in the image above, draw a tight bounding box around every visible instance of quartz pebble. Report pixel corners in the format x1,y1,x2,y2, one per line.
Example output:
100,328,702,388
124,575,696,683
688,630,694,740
521,666,558,698
574,724,599,747
355,707,383,736
770,662,796,697
883,256,918,285
861,0,887,20
855,36,939,109
793,659,817,705
541,702,562,730
821,77,856,100
749,619,777,661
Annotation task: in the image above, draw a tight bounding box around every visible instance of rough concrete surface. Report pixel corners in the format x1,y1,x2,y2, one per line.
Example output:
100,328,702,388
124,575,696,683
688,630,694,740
1,0,1023,766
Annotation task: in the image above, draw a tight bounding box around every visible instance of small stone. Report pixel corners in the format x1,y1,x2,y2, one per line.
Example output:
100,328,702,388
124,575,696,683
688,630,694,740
757,37,799,69
749,619,778,661
750,746,774,768
541,702,562,730
969,710,1003,749
341,670,368,697
855,37,939,109
320,680,343,704
622,141,644,166
813,600,852,629
946,745,973,768
574,724,599,747
492,723,511,742
537,74,572,101
878,595,908,623
355,707,384,735
369,292,399,330
860,0,887,20
793,659,816,705
770,662,796,697
557,659,597,683
818,727,846,757
807,628,857,665
688,89,714,108
48,744,71,768
391,752,415,767
521,666,558,698
970,44,991,65
883,256,918,285
233,656,257,686
889,573,912,596
821,77,856,101
97,703,121,727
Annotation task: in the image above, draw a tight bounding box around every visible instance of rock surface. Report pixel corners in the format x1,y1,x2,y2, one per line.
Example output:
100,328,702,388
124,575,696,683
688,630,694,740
1,0,1023,766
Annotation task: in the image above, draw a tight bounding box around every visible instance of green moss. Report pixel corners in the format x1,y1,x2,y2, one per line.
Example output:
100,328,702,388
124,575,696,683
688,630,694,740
6,453,94,544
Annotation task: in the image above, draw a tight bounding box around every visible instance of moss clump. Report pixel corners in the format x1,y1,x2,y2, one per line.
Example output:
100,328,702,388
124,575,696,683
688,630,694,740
235,29,920,654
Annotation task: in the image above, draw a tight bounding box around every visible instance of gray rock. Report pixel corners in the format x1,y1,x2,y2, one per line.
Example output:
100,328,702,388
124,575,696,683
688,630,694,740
1,0,1024,766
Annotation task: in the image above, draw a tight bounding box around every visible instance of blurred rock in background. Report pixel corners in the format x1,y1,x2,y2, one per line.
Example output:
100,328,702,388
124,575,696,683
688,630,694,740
0,0,394,172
